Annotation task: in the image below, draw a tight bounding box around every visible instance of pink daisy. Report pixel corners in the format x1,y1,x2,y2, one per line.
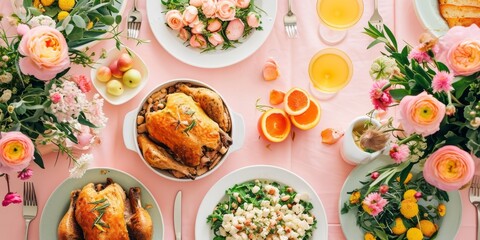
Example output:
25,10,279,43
389,143,410,163
369,80,393,111
408,45,431,63
363,192,388,216
432,71,454,93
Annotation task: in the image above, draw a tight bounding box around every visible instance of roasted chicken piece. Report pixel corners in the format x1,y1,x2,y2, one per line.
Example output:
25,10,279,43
126,187,153,240
58,190,82,240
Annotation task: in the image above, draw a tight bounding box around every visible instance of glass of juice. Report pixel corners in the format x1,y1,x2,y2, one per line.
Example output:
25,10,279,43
316,0,364,45
308,48,353,99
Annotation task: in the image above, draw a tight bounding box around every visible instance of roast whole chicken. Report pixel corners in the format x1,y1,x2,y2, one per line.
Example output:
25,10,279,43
58,178,152,240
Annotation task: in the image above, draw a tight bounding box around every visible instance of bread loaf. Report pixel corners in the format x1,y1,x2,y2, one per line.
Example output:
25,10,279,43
438,0,480,27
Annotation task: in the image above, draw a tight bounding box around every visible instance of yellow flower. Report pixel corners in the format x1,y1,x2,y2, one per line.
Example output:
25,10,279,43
438,203,446,217
59,0,75,11
406,228,424,240
86,21,94,30
396,173,413,184
33,0,41,8
57,11,69,21
400,199,419,219
364,232,376,240
40,0,55,7
350,191,361,204
362,203,372,215
7,105,14,113
403,189,417,202
391,217,407,235
417,219,437,237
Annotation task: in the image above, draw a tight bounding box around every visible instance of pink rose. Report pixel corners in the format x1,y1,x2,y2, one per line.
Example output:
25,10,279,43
208,32,224,46
18,26,70,81
178,28,191,41
235,0,250,8
434,25,480,76
189,0,203,7
246,12,260,28
207,19,222,32
2,192,22,206
183,6,199,25
191,21,205,34
190,34,207,48
216,0,236,21
71,74,92,93
0,132,35,173
16,24,30,36
398,91,446,137
202,0,217,18
423,145,474,191
226,18,245,41
166,10,184,30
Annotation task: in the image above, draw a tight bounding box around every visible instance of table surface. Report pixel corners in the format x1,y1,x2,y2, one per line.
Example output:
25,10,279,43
0,0,476,239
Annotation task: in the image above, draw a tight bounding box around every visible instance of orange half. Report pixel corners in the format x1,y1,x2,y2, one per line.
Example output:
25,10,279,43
258,108,291,142
290,97,321,130
284,87,310,116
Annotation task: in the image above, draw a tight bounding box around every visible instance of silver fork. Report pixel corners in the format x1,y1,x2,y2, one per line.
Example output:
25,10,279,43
469,175,480,240
127,0,142,39
369,0,383,32
23,182,38,240
283,0,298,38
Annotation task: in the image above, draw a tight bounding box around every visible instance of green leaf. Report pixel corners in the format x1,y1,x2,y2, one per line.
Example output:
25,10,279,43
98,15,114,25
414,73,431,90
389,89,409,101
452,76,474,99
115,15,122,24
27,7,42,16
78,112,97,128
65,24,74,35
34,150,45,169
67,27,85,41
72,15,87,28
54,67,71,79
383,25,397,51
436,61,450,72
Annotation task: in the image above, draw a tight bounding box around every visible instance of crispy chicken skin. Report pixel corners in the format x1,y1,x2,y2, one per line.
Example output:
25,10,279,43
127,187,153,240
58,190,82,240
146,93,222,167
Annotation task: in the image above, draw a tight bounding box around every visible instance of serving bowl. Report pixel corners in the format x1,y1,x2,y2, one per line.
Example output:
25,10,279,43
123,79,245,181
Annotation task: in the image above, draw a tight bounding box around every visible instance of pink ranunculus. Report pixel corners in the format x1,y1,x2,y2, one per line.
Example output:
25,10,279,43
246,12,260,28
178,28,191,42
202,0,217,18
362,192,388,216
71,75,92,93
423,145,474,191
235,0,250,8
190,21,205,34
16,23,30,36
189,0,203,7
434,25,480,76
2,192,22,206
17,168,33,180
389,143,410,164
0,132,35,173
216,0,236,21
398,91,446,137
165,10,184,30
189,34,207,48
369,80,393,111
183,6,199,25
432,71,454,93
207,19,222,32
18,26,70,81
208,32,224,46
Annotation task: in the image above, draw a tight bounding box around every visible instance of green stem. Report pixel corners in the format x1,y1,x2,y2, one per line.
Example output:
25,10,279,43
4,174,10,193
398,134,421,145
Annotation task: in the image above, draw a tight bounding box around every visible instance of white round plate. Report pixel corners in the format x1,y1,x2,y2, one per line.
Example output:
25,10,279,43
146,0,277,68
414,0,449,37
39,167,164,239
339,156,462,239
195,165,328,239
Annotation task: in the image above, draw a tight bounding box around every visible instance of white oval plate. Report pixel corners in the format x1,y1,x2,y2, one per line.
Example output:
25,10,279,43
195,165,328,239
339,156,461,239
414,0,449,37
146,0,277,68
39,167,164,239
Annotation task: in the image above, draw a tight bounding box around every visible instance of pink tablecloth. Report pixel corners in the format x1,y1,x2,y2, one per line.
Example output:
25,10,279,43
0,0,475,239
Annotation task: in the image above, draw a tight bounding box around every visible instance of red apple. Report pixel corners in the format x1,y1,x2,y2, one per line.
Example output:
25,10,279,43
96,66,112,82
117,53,133,72
109,60,123,78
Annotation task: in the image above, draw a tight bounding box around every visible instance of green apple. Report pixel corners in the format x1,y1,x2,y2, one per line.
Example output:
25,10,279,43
106,79,124,96
122,69,142,88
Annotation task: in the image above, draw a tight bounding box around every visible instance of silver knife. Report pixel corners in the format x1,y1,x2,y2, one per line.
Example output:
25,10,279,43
174,190,182,240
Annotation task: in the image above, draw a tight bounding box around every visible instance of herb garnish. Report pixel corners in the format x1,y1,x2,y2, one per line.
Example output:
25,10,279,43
89,198,110,232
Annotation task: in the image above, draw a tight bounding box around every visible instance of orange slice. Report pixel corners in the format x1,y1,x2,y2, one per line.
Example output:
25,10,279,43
290,97,321,130
284,87,310,116
321,128,344,144
269,89,285,105
257,108,291,142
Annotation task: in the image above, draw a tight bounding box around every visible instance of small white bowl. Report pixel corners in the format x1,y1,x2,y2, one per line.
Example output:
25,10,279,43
90,47,149,105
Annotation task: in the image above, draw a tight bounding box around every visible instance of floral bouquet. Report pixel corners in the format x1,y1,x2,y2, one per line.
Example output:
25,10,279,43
162,0,263,51
341,23,480,239
0,0,126,206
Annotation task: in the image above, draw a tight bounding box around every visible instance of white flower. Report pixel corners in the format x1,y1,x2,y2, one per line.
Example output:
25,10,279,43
0,72,13,84
0,89,12,103
69,154,93,178
369,56,397,80
28,15,56,28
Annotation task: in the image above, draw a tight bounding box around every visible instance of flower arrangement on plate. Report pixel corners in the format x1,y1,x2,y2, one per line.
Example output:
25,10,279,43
341,23,479,239
0,1,128,206
162,0,264,51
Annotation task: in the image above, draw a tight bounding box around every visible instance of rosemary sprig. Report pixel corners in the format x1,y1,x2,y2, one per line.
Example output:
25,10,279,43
255,99,273,112
183,120,197,135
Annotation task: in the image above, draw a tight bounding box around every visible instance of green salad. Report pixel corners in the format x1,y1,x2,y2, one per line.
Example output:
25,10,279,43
207,180,317,240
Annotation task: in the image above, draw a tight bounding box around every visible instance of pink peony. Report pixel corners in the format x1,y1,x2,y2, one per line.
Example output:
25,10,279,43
362,192,388,216
432,71,454,93
398,91,446,137
165,10,184,30
0,132,35,173
17,168,33,180
423,145,474,191
389,143,410,163
434,25,480,76
71,75,92,93
408,45,431,63
18,26,70,81
369,80,393,111
2,192,22,206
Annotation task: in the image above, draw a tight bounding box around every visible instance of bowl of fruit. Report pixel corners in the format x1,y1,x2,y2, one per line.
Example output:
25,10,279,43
91,47,149,105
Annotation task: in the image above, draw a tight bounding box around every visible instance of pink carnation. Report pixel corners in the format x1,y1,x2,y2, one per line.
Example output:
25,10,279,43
17,168,33,180
408,45,431,63
50,92,62,104
432,71,454,93
71,75,92,93
2,192,22,206
369,80,393,111
389,143,410,163
362,192,388,216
